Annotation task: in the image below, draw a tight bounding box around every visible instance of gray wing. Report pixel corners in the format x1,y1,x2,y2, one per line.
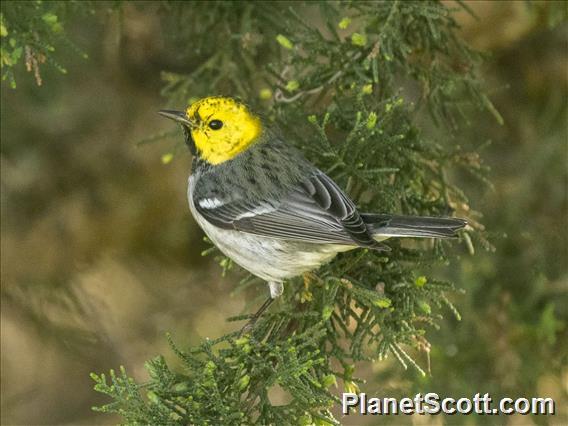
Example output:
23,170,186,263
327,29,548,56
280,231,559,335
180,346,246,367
194,170,387,249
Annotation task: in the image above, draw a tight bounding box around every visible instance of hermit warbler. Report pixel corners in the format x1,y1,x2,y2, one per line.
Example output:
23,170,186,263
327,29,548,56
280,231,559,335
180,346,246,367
160,96,466,324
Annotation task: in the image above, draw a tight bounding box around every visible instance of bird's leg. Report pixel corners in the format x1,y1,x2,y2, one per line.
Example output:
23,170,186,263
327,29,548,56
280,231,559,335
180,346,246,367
239,282,283,335
239,297,273,335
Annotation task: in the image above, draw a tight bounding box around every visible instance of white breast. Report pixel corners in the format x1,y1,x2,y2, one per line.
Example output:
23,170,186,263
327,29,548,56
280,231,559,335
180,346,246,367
187,175,350,283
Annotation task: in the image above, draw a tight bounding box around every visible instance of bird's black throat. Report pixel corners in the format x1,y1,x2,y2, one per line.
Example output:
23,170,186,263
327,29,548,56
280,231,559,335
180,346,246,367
182,125,197,155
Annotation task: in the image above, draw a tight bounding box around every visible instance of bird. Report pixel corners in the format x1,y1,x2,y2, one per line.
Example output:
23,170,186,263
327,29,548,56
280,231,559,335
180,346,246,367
159,96,466,328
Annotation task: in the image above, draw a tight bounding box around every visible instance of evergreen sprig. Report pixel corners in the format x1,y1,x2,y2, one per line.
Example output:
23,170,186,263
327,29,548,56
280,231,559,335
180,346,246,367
87,1,494,423
0,1,93,88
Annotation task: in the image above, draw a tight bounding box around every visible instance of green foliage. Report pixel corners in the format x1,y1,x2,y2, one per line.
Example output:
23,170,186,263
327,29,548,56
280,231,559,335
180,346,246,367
2,0,566,423
0,0,91,88
410,21,568,414
86,1,499,424
93,332,339,424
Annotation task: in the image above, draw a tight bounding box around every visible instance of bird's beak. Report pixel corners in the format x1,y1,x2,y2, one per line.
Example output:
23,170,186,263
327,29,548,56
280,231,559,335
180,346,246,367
158,109,193,127
159,109,197,155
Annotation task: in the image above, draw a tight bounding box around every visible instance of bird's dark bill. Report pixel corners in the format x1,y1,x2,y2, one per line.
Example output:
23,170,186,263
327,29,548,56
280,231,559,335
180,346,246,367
158,109,192,127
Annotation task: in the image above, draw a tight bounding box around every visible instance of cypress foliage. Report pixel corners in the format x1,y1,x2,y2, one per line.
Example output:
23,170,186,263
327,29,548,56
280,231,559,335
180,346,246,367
92,2,492,424
3,1,502,424
0,1,91,87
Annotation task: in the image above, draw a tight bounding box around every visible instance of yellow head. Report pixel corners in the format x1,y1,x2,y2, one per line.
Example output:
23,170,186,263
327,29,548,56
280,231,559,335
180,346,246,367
182,96,262,165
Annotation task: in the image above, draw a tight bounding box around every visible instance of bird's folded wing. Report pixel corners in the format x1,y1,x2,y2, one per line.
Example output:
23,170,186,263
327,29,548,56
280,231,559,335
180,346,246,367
194,171,383,247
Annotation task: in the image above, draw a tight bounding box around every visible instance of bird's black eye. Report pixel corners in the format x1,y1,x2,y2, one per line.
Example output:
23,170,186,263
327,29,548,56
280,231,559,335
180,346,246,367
208,119,223,130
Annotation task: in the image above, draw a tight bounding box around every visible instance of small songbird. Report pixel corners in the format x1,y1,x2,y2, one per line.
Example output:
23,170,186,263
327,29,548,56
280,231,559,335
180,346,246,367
160,96,466,326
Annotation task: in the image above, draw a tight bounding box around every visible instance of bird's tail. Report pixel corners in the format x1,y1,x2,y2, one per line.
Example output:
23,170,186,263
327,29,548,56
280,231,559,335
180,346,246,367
362,214,467,239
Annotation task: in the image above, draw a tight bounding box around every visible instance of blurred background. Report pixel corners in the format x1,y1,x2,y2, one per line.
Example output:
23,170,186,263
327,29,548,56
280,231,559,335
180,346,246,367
1,1,566,425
